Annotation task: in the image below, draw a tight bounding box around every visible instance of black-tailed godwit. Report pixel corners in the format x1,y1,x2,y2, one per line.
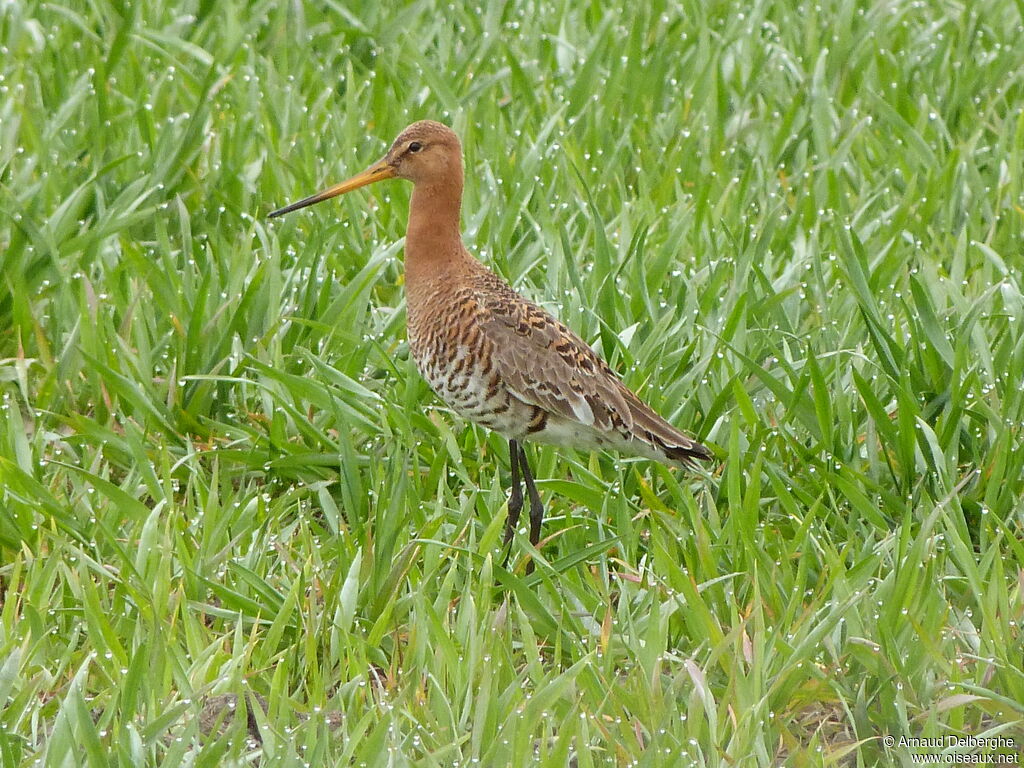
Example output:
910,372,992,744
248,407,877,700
270,120,711,565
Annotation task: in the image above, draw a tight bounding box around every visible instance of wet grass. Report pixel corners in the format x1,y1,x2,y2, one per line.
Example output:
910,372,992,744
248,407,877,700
1,0,1023,765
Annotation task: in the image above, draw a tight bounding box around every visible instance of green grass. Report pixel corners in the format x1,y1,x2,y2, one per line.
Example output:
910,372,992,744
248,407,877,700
2,0,1024,765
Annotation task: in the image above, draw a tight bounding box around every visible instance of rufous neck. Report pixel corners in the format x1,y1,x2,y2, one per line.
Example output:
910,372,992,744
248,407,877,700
405,171,465,278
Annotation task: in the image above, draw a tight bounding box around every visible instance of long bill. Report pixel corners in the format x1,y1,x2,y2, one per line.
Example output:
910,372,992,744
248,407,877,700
268,158,395,218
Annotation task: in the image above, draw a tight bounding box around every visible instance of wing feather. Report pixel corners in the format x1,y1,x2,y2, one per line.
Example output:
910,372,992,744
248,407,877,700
473,271,631,431
469,268,711,466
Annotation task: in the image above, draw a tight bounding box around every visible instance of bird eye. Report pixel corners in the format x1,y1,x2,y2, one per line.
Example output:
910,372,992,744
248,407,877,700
408,141,423,153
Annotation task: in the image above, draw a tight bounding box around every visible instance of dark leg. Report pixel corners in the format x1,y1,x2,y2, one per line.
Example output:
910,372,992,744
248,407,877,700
520,445,544,548
503,439,524,549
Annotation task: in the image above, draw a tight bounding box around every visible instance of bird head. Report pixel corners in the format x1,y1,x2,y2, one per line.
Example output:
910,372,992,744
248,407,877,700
269,120,461,218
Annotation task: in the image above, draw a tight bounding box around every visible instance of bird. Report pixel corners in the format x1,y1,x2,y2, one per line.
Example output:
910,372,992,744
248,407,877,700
269,120,711,566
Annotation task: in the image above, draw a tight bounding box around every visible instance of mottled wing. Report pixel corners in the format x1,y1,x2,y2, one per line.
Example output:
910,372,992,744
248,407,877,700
476,276,632,431
472,270,711,466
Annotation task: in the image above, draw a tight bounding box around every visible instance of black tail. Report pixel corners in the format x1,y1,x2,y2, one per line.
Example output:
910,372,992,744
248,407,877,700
659,437,713,468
